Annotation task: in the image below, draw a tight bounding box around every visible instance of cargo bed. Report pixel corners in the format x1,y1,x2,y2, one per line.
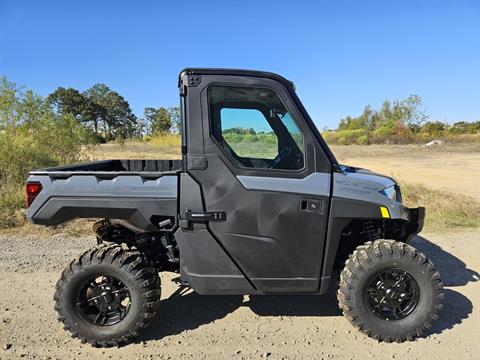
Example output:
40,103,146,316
26,159,183,232
30,159,183,177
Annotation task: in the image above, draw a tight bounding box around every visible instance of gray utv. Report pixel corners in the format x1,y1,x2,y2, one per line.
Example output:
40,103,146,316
26,68,443,347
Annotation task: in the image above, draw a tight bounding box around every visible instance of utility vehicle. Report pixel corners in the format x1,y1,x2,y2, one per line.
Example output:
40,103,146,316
26,68,443,347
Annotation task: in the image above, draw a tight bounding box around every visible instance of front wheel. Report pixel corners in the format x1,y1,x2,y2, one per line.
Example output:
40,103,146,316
337,240,443,342
54,245,161,347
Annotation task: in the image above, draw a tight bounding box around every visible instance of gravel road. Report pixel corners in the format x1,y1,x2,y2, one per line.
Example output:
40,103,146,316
0,231,478,359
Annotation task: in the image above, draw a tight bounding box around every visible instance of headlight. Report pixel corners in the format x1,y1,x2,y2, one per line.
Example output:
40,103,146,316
379,185,402,203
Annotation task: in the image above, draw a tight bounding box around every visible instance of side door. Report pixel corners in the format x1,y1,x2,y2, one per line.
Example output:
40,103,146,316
180,73,333,293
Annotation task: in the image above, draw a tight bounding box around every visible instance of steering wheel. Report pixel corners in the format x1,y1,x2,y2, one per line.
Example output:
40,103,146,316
268,146,292,169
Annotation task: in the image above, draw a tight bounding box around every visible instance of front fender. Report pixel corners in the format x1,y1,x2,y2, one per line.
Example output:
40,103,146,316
318,197,425,294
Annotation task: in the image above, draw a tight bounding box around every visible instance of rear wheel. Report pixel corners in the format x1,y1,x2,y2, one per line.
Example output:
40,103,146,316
337,240,443,342
54,245,160,347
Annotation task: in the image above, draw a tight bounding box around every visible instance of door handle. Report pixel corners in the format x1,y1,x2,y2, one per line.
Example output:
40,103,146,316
299,199,324,214
185,210,226,222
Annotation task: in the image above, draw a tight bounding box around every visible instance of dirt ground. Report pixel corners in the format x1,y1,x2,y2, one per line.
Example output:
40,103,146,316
331,143,480,201
0,231,478,360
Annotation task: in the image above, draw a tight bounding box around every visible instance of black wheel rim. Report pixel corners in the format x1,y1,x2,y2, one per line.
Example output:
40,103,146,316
76,275,131,326
365,269,420,321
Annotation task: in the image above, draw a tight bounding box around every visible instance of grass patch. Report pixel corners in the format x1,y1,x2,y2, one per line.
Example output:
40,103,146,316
0,218,96,237
401,181,480,231
86,135,181,160
0,185,26,228
147,133,181,148
227,140,277,159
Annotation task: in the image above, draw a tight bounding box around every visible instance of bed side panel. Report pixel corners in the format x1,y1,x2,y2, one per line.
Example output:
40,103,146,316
26,174,178,231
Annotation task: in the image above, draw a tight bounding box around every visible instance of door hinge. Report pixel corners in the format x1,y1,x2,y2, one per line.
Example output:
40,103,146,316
185,75,202,87
180,74,202,97
179,84,187,97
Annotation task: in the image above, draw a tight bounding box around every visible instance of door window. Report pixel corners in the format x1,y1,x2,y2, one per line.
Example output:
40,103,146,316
209,85,304,170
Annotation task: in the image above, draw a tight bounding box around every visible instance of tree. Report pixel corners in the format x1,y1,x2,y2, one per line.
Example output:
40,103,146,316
168,107,181,134
333,95,430,144
47,87,87,119
399,95,428,133
144,107,171,135
449,121,480,134
338,105,375,131
46,87,103,132
133,117,148,138
83,84,137,140
0,76,22,127
338,116,353,130
420,121,446,137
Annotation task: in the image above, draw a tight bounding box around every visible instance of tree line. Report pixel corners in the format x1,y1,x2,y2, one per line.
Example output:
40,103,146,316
323,95,480,145
46,83,180,142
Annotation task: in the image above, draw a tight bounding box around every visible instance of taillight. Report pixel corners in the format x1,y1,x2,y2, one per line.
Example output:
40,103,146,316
26,182,42,208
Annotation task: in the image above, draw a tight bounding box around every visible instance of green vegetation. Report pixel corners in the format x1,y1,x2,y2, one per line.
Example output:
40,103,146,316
0,77,94,227
223,128,278,158
46,82,181,142
143,106,180,136
48,84,137,141
323,95,480,145
222,127,305,159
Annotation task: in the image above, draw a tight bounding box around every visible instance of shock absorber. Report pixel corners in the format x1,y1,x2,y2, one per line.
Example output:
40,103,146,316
361,220,380,242
160,233,179,263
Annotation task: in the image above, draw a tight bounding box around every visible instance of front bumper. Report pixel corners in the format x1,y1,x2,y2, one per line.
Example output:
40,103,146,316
405,206,425,241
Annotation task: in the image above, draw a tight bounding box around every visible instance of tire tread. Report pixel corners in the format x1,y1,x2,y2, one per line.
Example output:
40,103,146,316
337,239,443,343
53,244,160,347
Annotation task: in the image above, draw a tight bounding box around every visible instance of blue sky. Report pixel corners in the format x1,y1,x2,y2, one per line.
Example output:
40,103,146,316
1,0,479,129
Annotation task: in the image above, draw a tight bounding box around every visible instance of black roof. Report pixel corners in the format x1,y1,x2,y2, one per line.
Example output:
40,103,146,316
178,68,296,90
